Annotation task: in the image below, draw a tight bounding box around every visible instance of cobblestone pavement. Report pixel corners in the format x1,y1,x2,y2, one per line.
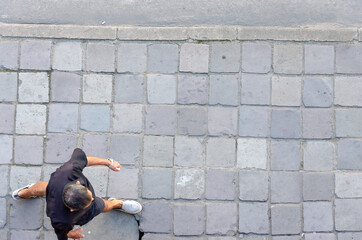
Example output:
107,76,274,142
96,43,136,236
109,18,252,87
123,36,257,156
0,24,362,240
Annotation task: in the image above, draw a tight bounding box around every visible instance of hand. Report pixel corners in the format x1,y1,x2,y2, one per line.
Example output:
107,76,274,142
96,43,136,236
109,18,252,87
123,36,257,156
67,228,85,239
109,160,122,172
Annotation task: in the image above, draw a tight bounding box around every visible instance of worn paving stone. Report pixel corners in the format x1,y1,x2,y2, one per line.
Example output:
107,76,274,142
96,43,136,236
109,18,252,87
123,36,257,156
271,204,301,235
80,105,110,132
45,134,77,163
16,104,47,134
83,74,112,103
273,236,300,240
208,237,237,240
82,166,108,198
304,45,334,74
178,74,208,105
208,107,238,136
338,232,362,240
304,202,333,232
174,204,205,236
140,202,172,233
48,103,78,133
109,135,140,165
209,74,238,106
148,44,179,73
336,173,362,198
147,74,176,104
273,44,303,74
206,137,235,167
303,173,334,201
303,77,333,107
14,136,43,165
142,234,173,240
19,72,49,103
338,140,362,170
0,72,17,102
175,169,204,199
9,198,43,229
0,166,9,196
113,104,143,133
118,43,147,73
143,136,173,167
239,202,269,234
0,41,19,70
0,135,12,164
177,107,207,136
114,74,144,103
237,138,267,170
271,172,302,203
271,109,300,139
50,71,81,102
52,41,82,71
239,107,269,137
20,40,51,70
335,199,362,231
302,109,334,139
335,76,362,106
142,168,172,199
42,231,58,240
336,109,362,137
145,105,175,135
174,136,203,167
0,104,15,134
241,74,271,105
271,140,300,171
108,168,138,199
0,198,5,228
304,233,335,240
10,230,41,240
336,44,362,74
242,43,271,73
85,42,115,72
239,171,268,201
272,76,302,107
180,43,209,73
210,43,240,73
81,134,108,157
303,141,334,171
206,203,237,235
205,170,235,200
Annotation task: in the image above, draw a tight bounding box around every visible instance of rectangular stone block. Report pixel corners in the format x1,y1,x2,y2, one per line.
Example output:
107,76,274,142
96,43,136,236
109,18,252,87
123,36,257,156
302,109,333,139
175,169,204,200
0,198,5,228
178,74,208,105
302,77,333,107
237,139,267,170
114,74,144,103
206,203,237,235
148,44,179,73
304,233,334,240
205,170,235,200
142,168,172,199
241,74,271,105
303,173,334,201
242,43,271,73
140,202,172,233
304,202,333,232
20,40,51,70
273,44,303,74
271,204,301,235
335,199,362,231
239,107,269,137
0,41,18,70
336,44,362,73
48,103,79,133
19,72,49,103
239,202,269,234
0,104,15,134
80,105,110,132
271,140,300,171
109,135,140,165
206,138,235,167
0,135,12,164
338,140,362,170
304,45,334,74
83,74,112,103
271,172,302,203
174,137,203,167
113,104,143,133
16,104,46,134
143,136,173,167
45,134,77,163
208,107,238,136
239,171,268,201
336,173,362,198
272,76,302,107
142,234,173,240
82,166,108,198
50,71,81,102
9,198,43,230
0,229,7,240
0,166,9,196
338,232,362,240
177,107,207,136
147,74,176,104
85,42,115,72
174,204,205,236
52,41,82,71
145,106,175,136
117,43,147,73
14,136,43,165
108,168,138,199
335,76,362,106
10,166,41,192
0,72,17,102
336,109,362,137
209,75,239,106
180,43,209,73
10,230,41,240
81,134,108,157
303,141,334,171
210,43,240,73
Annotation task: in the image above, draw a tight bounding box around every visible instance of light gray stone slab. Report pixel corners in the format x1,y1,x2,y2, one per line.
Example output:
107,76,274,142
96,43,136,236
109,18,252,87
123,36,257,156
0,72,17,102
302,109,334,139
145,105,175,135
113,104,143,133
48,103,79,133
16,104,47,134
10,166,42,192
177,107,207,136
114,74,144,103
0,104,15,134
82,166,108,198
206,203,237,235
142,234,173,240
83,74,112,103
20,40,51,70
140,202,172,233
0,41,18,70
272,76,302,107
271,172,302,203
109,135,140,165
242,43,271,73
205,170,236,200
175,169,204,199
338,140,362,170
210,43,240,73
209,74,238,106
148,44,179,74
303,77,333,107
206,137,235,167
304,45,334,74
335,76,362,106
50,71,81,102
180,43,209,73
14,136,43,165
0,135,12,164
82,134,108,157
241,74,271,105
271,109,300,139
143,136,173,167
239,202,269,234
174,204,205,236
117,43,147,73
45,134,77,163
303,141,335,171
9,198,43,229
85,42,115,72
142,168,172,199
336,44,362,73
0,166,9,196
52,41,82,71
239,171,268,201
19,72,49,103
271,204,301,235
237,138,267,170
178,74,208,105
239,107,269,137
336,173,362,198
303,173,334,201
304,233,335,240
335,199,362,231
336,109,362,137
10,230,40,240
80,105,110,132
273,44,303,74
147,74,176,104
108,168,138,199
338,232,362,240
208,107,238,136
174,137,203,167
271,140,300,171
0,198,5,228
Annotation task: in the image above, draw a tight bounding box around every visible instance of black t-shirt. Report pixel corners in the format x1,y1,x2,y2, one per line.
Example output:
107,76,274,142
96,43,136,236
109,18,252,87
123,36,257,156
46,148,105,240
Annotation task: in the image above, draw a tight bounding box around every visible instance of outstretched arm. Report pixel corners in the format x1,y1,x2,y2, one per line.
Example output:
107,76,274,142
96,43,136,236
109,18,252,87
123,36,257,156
86,156,122,171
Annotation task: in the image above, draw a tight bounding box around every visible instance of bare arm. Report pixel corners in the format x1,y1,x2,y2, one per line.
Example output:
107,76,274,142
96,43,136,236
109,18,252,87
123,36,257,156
86,156,122,171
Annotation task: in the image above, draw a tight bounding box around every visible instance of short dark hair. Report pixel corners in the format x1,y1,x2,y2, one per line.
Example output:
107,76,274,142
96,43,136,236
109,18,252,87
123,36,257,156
62,184,92,211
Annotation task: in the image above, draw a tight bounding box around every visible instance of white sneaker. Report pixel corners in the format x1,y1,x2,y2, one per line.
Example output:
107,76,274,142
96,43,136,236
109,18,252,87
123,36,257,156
12,183,35,200
109,198,142,214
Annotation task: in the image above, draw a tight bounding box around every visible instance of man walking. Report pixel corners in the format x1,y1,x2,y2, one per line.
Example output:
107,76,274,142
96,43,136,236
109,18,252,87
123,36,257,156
12,148,142,240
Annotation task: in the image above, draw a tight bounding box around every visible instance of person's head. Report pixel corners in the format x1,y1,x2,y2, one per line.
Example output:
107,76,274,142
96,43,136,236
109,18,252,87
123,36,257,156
62,181,94,212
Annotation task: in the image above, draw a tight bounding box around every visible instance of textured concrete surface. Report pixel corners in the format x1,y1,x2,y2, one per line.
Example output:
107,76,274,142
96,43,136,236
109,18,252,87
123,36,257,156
0,24,362,239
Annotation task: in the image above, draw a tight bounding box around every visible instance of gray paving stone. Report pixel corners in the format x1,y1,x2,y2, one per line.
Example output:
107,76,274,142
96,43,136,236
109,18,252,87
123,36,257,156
143,136,173,167
303,141,334,171
304,233,335,240
0,135,12,164
43,231,59,240
271,204,301,235
237,139,267,170
242,43,271,73
85,42,115,72
108,168,138,199
9,198,43,229
271,140,300,171
239,202,269,234
83,74,112,103
338,140,362,170
80,105,110,132
117,43,147,73
114,74,144,103
303,77,333,107
336,173,362,198
0,198,5,228
241,74,271,105
14,136,43,165
109,135,140,165
10,230,40,240
48,103,78,133
336,44,362,74
208,107,238,136
174,204,205,236
338,232,362,240
19,72,49,103
53,41,82,71
20,40,51,70
273,44,303,74
180,43,209,73
140,202,172,233
177,107,207,136
239,107,269,137
174,137,203,167
335,76,362,107
0,166,9,196
16,104,47,134
142,168,172,199
271,109,300,139
147,74,176,104
113,104,143,133
303,173,334,201
335,199,362,231
208,237,237,240
303,109,334,139
142,234,173,240
178,74,208,105
273,236,300,240
45,134,77,163
210,43,240,73
0,104,15,134
0,72,17,102
209,75,239,106
305,45,334,74
336,109,362,137
205,170,235,200
206,137,235,167
50,71,81,102
272,76,302,107
271,172,302,203
145,105,175,135
81,134,108,157
42,165,60,182
82,166,108,198
239,171,268,201
206,203,237,235
148,44,179,73
175,169,204,199
0,41,18,70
